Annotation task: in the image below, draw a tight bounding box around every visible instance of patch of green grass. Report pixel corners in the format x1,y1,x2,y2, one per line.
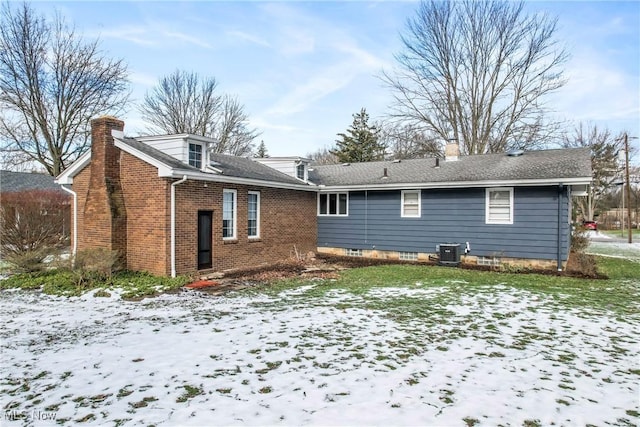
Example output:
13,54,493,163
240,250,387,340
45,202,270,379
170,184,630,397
0,270,189,298
463,417,480,427
599,229,639,239
116,386,133,399
595,257,639,280
75,413,95,423
128,396,157,408
176,385,203,403
241,256,637,316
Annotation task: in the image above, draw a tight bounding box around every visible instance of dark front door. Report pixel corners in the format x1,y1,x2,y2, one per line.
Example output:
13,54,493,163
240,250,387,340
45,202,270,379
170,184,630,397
198,211,212,269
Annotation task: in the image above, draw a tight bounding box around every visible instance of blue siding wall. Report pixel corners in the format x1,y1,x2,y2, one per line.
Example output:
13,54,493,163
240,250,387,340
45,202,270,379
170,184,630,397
317,186,571,261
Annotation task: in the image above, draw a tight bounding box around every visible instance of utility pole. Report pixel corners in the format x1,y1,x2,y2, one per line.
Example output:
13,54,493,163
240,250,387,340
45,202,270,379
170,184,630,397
624,133,632,244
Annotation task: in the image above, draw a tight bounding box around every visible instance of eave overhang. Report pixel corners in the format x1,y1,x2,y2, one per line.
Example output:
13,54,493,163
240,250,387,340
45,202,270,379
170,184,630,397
316,177,592,192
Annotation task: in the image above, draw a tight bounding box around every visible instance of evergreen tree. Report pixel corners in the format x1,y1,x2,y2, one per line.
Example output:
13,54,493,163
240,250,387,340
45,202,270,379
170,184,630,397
331,108,386,163
255,140,269,158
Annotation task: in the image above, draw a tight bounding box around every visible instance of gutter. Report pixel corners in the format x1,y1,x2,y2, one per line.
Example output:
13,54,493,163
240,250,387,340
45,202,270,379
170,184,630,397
60,185,77,264
171,175,188,278
317,177,592,193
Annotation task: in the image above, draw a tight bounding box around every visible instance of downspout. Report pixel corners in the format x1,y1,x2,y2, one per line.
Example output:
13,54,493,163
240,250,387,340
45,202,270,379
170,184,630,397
60,185,77,265
171,175,188,278
557,184,564,271
364,190,368,244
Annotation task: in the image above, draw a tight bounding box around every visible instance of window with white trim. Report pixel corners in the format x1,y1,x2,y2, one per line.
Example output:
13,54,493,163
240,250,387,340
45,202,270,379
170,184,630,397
318,193,348,216
345,248,362,257
401,190,421,218
247,191,260,238
486,187,513,224
188,143,203,168
296,163,306,180
399,251,418,261
223,189,237,239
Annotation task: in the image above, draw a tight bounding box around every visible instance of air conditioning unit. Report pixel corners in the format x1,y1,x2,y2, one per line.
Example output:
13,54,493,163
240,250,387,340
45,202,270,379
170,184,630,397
439,243,461,266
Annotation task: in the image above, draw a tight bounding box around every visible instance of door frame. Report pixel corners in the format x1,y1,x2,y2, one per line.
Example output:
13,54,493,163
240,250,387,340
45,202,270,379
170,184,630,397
197,210,213,270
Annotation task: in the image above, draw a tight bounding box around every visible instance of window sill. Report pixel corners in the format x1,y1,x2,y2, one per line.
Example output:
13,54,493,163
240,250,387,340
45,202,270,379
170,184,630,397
223,239,238,245
248,237,262,243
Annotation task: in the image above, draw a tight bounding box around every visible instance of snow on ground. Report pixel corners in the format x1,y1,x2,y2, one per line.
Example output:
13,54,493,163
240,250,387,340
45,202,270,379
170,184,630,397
2,282,639,426
586,233,640,262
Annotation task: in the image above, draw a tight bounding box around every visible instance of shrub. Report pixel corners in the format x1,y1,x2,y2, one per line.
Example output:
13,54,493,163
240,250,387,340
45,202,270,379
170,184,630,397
569,252,599,278
74,248,120,276
1,189,69,271
1,248,51,273
570,226,590,253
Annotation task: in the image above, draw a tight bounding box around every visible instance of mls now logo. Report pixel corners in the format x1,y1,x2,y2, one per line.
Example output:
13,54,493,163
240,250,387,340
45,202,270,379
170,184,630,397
5,410,57,422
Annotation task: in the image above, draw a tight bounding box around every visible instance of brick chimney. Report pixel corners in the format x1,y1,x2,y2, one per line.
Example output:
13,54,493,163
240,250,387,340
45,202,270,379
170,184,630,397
81,117,127,262
445,141,460,161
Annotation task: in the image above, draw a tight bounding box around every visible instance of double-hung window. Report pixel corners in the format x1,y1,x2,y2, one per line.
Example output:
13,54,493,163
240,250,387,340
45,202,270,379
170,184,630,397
401,190,421,218
318,193,348,216
486,187,513,224
188,143,203,169
247,191,260,238
223,189,237,239
296,164,306,180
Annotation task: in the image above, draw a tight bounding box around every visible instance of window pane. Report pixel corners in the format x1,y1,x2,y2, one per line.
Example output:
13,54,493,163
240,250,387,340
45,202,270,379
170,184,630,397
248,193,258,237
329,194,337,215
296,164,305,180
189,143,202,168
488,189,511,222
319,194,327,215
338,193,347,215
223,191,235,238
404,192,419,203
404,205,419,216
491,191,510,204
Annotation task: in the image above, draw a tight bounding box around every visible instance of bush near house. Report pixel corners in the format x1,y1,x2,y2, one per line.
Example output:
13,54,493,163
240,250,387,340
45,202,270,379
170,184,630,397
0,189,70,271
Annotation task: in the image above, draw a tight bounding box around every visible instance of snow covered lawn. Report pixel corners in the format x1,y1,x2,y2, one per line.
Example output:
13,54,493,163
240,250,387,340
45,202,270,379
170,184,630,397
2,274,638,426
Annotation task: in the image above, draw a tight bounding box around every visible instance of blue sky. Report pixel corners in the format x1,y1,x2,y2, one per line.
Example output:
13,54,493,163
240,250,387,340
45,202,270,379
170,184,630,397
30,0,640,157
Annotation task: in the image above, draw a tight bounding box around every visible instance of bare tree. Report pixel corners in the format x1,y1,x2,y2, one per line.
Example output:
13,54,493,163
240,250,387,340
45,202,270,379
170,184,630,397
0,2,129,176
383,0,568,155
562,123,623,221
140,70,260,156
307,147,338,165
378,121,441,159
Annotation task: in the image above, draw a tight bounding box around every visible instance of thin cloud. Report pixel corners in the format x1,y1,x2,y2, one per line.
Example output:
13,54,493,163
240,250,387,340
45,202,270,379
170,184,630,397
129,72,158,87
227,30,271,48
250,118,303,133
163,31,212,49
555,52,638,123
95,26,156,46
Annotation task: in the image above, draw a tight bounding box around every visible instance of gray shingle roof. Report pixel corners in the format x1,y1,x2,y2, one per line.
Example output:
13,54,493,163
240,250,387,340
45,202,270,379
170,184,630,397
1,170,65,193
208,154,304,185
120,138,305,186
309,148,591,186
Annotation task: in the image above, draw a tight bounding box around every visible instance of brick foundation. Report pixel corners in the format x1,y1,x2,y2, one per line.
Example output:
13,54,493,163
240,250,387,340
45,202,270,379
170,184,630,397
317,247,566,270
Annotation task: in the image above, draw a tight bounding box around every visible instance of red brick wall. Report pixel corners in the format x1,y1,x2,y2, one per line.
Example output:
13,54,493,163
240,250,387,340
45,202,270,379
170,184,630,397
81,117,127,258
174,181,317,275
119,152,170,276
